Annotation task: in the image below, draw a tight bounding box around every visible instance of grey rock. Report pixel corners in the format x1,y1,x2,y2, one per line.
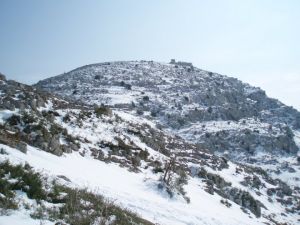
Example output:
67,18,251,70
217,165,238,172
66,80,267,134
15,141,27,154
48,136,63,156
69,142,79,151
62,145,72,153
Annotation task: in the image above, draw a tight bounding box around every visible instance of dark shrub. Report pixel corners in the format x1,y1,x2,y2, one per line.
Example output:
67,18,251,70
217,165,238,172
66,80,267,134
63,113,71,123
6,115,21,126
22,112,35,124
143,96,150,101
94,106,112,117
136,109,144,115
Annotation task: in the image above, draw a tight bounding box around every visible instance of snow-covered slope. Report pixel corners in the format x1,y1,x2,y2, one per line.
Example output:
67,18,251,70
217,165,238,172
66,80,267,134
0,146,266,225
0,76,299,224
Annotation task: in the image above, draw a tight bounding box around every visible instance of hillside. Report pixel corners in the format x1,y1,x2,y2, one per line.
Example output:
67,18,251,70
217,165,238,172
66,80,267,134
36,61,300,174
0,63,299,224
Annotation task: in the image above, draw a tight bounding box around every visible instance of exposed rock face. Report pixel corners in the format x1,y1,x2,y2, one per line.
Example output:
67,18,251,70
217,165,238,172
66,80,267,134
0,80,46,111
179,119,299,157
0,79,84,156
0,129,27,154
35,61,300,159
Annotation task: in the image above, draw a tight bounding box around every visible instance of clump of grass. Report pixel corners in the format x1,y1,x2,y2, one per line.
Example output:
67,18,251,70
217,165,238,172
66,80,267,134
0,161,46,201
45,184,154,225
0,176,18,215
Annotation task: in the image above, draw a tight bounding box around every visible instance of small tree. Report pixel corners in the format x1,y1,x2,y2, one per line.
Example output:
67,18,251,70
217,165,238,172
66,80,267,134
159,155,189,202
162,156,177,186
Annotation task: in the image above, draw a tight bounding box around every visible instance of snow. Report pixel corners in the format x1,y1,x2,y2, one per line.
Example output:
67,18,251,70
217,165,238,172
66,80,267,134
294,130,300,148
0,145,269,225
37,100,53,112
179,118,280,137
0,109,19,124
243,85,261,96
0,190,55,225
0,212,53,225
256,151,300,187
114,110,157,128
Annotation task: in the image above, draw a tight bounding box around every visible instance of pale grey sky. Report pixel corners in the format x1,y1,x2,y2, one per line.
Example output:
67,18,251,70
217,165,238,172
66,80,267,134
0,0,299,109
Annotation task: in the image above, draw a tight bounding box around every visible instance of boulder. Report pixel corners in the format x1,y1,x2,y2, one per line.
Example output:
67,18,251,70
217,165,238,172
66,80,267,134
48,136,63,156
62,145,72,153
69,142,79,151
15,141,27,154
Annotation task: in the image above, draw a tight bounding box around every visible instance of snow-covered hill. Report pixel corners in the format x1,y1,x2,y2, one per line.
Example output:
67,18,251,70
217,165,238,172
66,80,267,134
35,60,300,155
0,64,299,224
36,60,300,185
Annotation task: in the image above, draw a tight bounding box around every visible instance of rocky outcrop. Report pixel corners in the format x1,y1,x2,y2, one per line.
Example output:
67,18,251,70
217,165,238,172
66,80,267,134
0,79,84,156
194,124,298,156
0,129,27,153
198,167,263,217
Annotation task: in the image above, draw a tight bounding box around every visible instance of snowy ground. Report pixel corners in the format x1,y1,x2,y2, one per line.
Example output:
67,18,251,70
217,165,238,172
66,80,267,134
0,145,268,225
0,212,52,225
